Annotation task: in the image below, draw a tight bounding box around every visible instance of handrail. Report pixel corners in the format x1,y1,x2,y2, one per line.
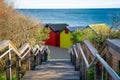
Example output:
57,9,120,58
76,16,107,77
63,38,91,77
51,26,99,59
0,40,30,59
72,45,79,59
0,40,48,80
19,43,30,54
75,40,120,80
0,40,9,50
0,40,47,60
0,48,13,59
96,53,120,80
76,43,89,68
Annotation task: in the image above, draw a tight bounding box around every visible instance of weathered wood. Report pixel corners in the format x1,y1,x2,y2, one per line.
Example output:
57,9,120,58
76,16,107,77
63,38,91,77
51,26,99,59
75,58,80,71
0,40,45,80
81,58,85,80
106,49,113,80
9,41,21,55
16,56,22,80
0,40,9,50
19,43,29,54
106,39,120,80
23,60,80,80
27,52,31,71
79,55,83,80
30,55,35,70
82,40,120,80
84,40,98,57
107,39,120,53
94,63,102,80
6,48,12,80
108,46,120,60
39,52,42,65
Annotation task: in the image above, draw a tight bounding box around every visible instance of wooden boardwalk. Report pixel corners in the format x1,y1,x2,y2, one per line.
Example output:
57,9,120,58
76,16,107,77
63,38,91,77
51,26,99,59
23,46,79,80
48,46,70,59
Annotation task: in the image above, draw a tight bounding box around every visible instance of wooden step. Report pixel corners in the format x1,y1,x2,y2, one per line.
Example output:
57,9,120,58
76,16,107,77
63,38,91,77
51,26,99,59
23,60,79,80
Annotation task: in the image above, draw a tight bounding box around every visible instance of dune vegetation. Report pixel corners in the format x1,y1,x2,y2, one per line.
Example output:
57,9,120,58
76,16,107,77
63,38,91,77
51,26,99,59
71,23,120,49
0,0,49,79
71,24,120,80
0,0,49,47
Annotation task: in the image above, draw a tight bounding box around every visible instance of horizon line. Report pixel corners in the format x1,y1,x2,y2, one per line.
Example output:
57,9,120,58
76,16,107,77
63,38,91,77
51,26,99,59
16,7,120,9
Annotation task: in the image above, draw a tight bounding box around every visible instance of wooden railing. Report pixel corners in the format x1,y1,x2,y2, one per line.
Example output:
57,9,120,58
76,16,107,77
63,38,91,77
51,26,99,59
69,45,80,71
0,40,49,80
70,39,120,80
88,25,99,35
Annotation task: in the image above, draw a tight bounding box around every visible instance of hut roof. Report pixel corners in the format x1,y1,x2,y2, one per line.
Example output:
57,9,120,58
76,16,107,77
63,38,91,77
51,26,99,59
89,24,110,34
67,26,88,32
45,23,69,32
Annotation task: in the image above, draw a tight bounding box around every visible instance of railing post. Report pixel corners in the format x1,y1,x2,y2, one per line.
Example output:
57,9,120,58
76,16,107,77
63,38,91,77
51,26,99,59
106,39,120,80
94,63,102,80
81,57,87,80
6,46,12,80
28,51,31,70
79,55,84,80
70,51,72,62
16,56,21,80
43,48,48,62
36,54,39,65
30,55,34,70
75,58,80,71
106,47,119,80
39,51,42,65
79,53,87,80
39,51,42,64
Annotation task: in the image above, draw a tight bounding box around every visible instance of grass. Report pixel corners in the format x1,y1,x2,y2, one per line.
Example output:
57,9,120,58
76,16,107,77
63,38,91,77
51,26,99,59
0,74,17,80
88,68,94,80
0,75,6,80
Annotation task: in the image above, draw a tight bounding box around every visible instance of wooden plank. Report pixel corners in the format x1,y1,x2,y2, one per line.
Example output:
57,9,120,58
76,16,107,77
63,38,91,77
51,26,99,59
23,60,80,80
84,40,98,57
107,39,120,53
0,40,9,50
19,43,29,54
108,47,120,60
9,41,21,57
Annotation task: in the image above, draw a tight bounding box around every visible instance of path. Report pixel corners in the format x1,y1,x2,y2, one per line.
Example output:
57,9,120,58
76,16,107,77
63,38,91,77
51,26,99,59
23,46,79,80
48,46,70,59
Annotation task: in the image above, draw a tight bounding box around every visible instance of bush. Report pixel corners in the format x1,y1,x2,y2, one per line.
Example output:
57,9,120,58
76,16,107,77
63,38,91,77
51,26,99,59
71,27,95,44
88,68,94,80
71,24,120,49
0,0,49,47
0,0,49,79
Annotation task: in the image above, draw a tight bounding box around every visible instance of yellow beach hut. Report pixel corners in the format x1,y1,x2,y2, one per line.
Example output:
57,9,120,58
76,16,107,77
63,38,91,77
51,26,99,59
60,26,88,48
89,24,110,35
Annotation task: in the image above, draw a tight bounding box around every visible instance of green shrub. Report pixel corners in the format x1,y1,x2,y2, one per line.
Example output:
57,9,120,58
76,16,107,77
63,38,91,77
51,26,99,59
0,74,6,80
12,75,17,80
88,68,94,80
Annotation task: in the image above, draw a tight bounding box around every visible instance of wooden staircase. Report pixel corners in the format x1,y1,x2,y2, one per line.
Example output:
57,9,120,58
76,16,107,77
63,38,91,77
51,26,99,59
23,59,79,80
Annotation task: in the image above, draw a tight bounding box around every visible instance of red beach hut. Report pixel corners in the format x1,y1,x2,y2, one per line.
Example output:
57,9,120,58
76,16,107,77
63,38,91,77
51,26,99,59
44,23,69,47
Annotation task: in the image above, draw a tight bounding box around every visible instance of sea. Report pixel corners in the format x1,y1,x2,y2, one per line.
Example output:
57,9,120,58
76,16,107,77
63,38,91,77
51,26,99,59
18,8,120,27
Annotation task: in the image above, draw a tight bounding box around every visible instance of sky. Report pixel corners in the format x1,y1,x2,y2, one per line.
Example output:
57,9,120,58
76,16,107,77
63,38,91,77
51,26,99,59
6,0,120,9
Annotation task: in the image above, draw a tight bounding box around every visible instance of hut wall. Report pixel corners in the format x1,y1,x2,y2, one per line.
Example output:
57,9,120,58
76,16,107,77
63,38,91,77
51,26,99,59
60,29,73,48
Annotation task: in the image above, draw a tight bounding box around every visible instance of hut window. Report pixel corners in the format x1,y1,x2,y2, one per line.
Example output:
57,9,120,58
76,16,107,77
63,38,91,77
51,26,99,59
65,29,69,34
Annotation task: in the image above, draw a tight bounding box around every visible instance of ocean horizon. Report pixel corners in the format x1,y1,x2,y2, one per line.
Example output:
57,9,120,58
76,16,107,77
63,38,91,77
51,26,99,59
18,8,120,27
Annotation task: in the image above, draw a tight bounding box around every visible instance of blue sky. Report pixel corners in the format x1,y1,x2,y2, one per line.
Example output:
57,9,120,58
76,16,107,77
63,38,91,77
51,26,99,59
6,0,120,9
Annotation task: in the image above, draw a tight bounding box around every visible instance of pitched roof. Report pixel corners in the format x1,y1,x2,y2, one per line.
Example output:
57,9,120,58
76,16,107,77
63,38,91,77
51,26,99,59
67,26,88,32
45,23,69,32
89,24,110,35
